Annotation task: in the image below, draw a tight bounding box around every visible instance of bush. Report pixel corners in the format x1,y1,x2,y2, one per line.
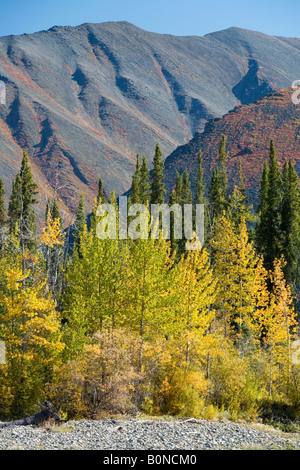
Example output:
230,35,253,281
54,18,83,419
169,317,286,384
47,329,142,419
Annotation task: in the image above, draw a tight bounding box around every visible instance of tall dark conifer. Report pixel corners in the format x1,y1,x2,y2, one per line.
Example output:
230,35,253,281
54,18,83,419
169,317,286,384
208,167,223,222
97,177,106,204
139,156,150,205
150,143,166,205
8,150,38,252
255,140,282,273
280,159,300,293
0,179,6,251
73,194,86,256
182,170,192,205
129,154,141,205
218,134,228,201
194,150,206,205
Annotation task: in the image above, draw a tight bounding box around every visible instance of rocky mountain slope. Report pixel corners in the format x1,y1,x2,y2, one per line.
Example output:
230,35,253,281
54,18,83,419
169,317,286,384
0,22,300,217
163,87,300,207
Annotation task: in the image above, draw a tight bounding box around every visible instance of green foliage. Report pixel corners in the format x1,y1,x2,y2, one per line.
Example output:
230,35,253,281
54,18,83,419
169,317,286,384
150,143,166,205
1,140,300,426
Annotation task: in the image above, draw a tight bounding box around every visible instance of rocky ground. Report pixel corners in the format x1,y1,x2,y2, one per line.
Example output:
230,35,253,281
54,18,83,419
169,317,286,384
0,416,300,450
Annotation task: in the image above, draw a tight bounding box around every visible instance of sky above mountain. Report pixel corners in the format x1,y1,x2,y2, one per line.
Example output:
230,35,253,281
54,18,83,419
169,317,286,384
0,0,299,39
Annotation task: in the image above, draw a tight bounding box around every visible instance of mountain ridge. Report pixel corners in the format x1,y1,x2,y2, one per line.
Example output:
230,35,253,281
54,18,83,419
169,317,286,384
162,87,300,207
0,21,300,219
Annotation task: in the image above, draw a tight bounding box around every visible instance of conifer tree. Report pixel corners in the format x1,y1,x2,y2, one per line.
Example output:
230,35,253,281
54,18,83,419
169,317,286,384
150,143,166,205
208,167,223,222
174,171,183,205
255,160,269,253
129,154,141,206
8,150,38,252
0,178,6,227
73,194,86,256
8,174,22,236
218,134,229,201
229,159,255,229
182,170,192,205
255,140,283,273
280,159,300,298
0,179,6,250
194,150,206,206
97,177,106,204
139,156,150,204
194,150,209,242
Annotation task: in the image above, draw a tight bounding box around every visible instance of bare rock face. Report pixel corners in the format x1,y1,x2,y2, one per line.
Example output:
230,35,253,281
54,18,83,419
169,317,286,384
0,21,300,217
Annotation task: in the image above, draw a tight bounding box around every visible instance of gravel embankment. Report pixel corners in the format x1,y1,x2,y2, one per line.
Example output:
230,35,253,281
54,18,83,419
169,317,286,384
0,417,300,450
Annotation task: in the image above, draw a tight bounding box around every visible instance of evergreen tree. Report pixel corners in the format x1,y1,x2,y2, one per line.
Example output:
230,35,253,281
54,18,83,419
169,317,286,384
8,150,38,252
229,159,255,229
194,150,206,206
218,134,229,200
139,156,150,205
0,179,6,250
256,140,283,273
255,160,269,253
0,178,6,227
208,167,223,222
8,174,22,236
194,150,209,242
174,171,183,205
182,170,192,205
73,194,86,256
280,159,300,298
129,154,141,205
150,143,166,205
97,177,106,204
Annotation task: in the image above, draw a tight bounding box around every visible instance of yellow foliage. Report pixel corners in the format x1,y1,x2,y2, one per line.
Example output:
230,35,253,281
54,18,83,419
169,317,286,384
40,211,64,248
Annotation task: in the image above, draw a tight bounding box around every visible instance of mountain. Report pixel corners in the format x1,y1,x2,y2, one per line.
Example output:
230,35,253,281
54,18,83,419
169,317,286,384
163,87,300,207
0,21,300,217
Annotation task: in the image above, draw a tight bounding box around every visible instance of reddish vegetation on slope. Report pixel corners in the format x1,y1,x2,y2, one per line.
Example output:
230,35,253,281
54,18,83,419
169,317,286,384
164,88,300,206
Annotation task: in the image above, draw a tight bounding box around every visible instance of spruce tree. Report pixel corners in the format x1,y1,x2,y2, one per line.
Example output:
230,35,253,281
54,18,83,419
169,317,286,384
255,160,269,254
194,150,206,206
229,159,255,229
0,179,5,228
139,156,150,205
129,154,141,206
174,171,183,205
97,177,106,204
8,174,22,236
194,150,209,242
218,134,228,200
182,170,192,205
280,159,300,293
150,143,166,205
0,179,6,251
8,150,38,252
256,140,283,273
208,167,223,222
73,194,86,256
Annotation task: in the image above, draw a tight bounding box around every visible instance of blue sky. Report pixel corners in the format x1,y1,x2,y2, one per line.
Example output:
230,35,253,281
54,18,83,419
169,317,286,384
0,0,299,38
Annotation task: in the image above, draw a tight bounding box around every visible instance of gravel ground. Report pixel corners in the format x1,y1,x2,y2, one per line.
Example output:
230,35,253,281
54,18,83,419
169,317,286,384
0,417,300,450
